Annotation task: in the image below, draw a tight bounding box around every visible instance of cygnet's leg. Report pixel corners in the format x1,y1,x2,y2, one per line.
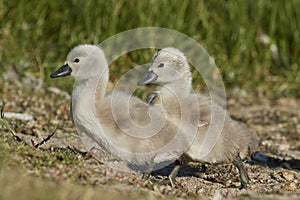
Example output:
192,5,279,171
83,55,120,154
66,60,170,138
158,160,181,187
233,155,250,189
142,159,155,180
168,161,181,187
142,172,151,180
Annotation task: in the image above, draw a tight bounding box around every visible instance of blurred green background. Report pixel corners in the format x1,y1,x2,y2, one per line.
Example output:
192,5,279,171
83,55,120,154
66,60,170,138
0,0,299,98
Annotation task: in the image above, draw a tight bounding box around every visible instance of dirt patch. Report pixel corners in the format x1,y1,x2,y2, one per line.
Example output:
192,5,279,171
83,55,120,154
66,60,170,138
0,82,299,199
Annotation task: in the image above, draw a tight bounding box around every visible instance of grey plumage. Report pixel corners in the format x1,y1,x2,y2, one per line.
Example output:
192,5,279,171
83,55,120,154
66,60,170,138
50,45,192,173
138,47,258,188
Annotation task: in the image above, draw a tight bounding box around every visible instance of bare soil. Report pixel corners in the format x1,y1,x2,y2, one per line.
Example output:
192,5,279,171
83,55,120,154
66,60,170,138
0,82,299,199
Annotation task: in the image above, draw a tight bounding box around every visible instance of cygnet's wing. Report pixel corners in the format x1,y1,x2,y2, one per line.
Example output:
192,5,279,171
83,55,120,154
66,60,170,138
95,91,189,166
182,94,258,162
95,91,151,130
198,95,258,161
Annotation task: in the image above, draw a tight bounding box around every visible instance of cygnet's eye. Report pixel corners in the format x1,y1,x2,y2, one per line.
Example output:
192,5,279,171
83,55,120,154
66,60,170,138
73,58,80,63
158,63,164,68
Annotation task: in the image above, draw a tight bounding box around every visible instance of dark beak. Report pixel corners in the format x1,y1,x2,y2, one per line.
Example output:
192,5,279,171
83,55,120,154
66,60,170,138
50,63,72,78
137,70,158,86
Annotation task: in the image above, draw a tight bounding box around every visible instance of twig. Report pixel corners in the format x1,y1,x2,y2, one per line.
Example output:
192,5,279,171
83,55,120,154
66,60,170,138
0,111,90,158
37,146,91,158
0,111,91,160
34,126,58,148
67,146,90,157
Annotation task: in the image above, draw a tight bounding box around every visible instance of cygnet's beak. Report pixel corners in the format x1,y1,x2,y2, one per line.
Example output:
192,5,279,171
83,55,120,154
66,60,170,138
50,63,72,78
137,70,158,86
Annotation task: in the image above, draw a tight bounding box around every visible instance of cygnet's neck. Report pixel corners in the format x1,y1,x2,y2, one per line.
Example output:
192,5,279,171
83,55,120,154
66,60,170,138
72,70,108,105
71,69,109,127
71,70,110,149
164,68,192,99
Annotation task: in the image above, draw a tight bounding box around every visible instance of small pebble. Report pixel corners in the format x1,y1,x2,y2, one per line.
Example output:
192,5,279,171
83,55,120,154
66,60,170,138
272,184,281,191
225,179,232,187
284,182,297,191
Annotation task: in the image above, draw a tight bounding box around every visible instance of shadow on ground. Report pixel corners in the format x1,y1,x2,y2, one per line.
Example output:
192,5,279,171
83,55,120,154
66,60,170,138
251,151,300,171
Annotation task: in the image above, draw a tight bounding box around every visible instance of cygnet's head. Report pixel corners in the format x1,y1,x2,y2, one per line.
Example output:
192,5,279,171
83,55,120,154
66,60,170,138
50,44,108,79
138,47,189,86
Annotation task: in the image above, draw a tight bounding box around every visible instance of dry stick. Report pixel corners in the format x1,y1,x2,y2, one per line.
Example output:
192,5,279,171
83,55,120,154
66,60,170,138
34,128,90,158
0,108,57,147
34,126,58,148
1,109,90,157
67,146,89,157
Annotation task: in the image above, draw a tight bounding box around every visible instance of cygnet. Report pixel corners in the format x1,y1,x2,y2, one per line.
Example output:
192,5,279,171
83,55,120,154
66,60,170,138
138,47,258,188
50,45,193,175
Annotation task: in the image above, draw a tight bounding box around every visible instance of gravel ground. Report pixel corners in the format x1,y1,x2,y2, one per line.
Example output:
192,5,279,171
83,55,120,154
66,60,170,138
0,81,299,199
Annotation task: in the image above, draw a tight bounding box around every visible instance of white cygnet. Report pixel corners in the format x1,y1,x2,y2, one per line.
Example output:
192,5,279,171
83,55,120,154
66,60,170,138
138,47,258,188
50,45,192,174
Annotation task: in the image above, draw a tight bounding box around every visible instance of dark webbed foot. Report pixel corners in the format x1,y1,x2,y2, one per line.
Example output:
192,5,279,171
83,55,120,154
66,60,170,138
233,155,250,189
